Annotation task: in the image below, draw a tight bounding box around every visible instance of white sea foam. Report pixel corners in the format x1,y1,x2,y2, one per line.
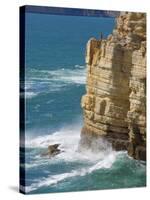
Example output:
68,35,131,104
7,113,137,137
24,159,53,169
26,122,117,163
25,123,119,193
24,65,86,99
25,151,117,193
25,91,38,99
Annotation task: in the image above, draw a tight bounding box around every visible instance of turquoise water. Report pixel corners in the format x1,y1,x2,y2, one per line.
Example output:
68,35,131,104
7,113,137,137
22,13,146,194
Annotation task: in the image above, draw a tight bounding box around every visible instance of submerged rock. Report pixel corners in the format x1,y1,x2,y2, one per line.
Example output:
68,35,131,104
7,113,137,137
81,12,146,161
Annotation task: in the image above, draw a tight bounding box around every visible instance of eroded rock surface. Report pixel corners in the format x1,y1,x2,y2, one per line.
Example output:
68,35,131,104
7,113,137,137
81,12,146,161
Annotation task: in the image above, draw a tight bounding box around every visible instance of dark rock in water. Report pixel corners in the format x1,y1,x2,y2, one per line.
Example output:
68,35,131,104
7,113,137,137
135,146,146,161
48,144,61,156
111,139,129,151
128,143,146,161
41,144,62,158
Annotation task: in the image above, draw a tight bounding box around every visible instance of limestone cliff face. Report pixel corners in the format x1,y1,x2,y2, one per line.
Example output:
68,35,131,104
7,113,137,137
81,12,146,161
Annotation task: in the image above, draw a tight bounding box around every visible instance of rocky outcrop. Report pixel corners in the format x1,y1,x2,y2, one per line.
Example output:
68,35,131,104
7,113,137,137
81,12,146,161
41,144,61,158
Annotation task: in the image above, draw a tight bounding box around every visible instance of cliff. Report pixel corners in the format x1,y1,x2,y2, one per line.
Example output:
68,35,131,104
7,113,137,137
81,12,146,161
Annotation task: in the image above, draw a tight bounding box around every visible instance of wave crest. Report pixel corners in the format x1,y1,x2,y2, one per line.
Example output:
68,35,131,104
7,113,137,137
25,65,86,99
24,123,119,193
25,152,117,193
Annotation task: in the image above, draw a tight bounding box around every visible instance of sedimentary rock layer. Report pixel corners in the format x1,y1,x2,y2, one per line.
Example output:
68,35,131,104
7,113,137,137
81,12,146,161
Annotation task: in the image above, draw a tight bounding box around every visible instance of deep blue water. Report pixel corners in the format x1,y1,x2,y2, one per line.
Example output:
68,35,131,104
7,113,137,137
22,13,146,194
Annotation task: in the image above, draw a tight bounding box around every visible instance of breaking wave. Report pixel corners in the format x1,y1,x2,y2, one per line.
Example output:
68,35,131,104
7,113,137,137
26,123,116,162
25,123,119,193
25,65,86,99
25,152,116,193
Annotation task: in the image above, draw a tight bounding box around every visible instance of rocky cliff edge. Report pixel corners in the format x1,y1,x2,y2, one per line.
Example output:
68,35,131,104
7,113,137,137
81,12,146,161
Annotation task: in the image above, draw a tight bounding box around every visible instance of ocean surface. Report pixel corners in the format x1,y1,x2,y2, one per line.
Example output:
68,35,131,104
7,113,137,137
21,13,146,194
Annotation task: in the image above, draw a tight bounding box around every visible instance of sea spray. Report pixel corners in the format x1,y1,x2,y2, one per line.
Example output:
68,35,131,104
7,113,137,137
24,123,120,193
23,13,146,194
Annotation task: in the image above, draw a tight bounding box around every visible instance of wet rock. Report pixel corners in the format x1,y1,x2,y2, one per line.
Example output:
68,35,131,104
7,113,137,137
128,143,146,161
41,144,61,158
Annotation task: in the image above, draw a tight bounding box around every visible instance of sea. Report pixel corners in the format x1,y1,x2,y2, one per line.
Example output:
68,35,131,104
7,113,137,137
21,12,146,194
